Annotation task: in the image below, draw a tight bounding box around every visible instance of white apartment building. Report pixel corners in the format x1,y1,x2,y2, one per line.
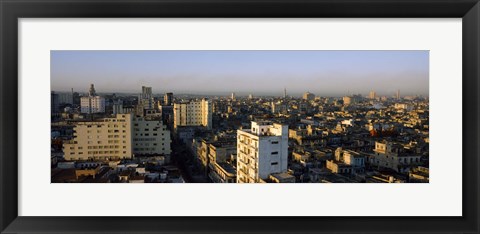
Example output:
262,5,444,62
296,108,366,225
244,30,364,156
64,114,133,161
237,121,288,183
173,99,212,130
81,96,105,114
80,84,105,114
64,114,171,161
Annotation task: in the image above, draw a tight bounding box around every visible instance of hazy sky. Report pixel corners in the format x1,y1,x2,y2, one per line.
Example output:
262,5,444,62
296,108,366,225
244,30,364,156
51,50,429,97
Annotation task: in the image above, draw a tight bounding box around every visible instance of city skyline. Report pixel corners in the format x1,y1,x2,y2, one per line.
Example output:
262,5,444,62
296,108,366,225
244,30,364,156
51,50,429,97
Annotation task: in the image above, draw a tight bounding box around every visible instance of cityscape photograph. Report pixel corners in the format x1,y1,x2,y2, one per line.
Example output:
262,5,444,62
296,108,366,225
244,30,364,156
51,50,429,183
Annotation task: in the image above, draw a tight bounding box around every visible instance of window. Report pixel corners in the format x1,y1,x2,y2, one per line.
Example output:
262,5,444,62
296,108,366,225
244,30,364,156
271,151,278,155
271,141,279,144
271,162,278,165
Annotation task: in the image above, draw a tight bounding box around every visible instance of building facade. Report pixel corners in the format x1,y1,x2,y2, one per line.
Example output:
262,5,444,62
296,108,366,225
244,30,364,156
164,92,173,106
237,121,288,183
132,116,172,156
80,84,105,114
371,141,422,173
173,99,212,130
64,114,133,161
64,114,171,161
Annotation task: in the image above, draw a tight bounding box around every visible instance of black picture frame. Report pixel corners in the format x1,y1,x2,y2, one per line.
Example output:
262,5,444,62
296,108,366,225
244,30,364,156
1,0,479,233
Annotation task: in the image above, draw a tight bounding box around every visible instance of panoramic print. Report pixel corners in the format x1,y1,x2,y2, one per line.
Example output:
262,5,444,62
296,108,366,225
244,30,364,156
51,50,429,183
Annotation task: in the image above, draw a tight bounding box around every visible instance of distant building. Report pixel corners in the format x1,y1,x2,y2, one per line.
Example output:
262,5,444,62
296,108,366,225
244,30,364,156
303,92,315,101
409,166,429,183
58,92,73,105
141,86,152,99
371,141,422,173
343,96,353,105
369,91,376,100
112,99,124,115
394,103,413,111
164,92,173,106
271,101,287,114
80,84,105,114
237,121,288,183
173,99,212,130
137,86,155,116
333,147,365,174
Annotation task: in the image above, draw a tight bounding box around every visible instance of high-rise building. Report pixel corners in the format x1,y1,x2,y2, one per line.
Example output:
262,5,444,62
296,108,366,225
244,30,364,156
303,92,315,101
369,91,376,100
132,116,171,156
64,114,133,161
63,114,171,161
236,121,288,183
88,84,96,96
164,92,173,106
112,99,124,115
284,88,287,99
173,99,212,130
80,84,105,114
231,92,236,101
396,90,401,100
141,86,152,99
137,86,155,116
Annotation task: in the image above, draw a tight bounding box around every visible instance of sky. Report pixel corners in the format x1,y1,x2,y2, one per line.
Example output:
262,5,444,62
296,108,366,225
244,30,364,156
51,50,429,97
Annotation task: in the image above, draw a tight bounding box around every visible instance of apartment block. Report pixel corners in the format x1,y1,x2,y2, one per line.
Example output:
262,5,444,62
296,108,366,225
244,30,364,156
64,114,171,161
237,121,288,183
64,114,133,161
173,99,212,130
132,116,172,156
